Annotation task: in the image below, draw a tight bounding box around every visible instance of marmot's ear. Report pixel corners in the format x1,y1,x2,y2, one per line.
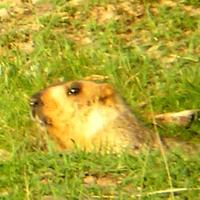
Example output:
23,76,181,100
99,83,115,104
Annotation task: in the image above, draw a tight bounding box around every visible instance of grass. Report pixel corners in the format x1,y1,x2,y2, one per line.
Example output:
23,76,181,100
0,0,200,199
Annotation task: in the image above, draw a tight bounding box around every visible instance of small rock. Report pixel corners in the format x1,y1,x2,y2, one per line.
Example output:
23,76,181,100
96,176,117,187
84,175,97,185
42,195,65,200
68,0,85,7
0,8,9,20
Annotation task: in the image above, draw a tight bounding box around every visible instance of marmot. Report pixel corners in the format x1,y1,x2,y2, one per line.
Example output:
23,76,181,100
30,80,158,153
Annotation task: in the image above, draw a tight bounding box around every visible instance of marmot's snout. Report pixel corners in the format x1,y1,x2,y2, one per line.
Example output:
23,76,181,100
30,92,52,126
30,92,43,116
30,92,43,107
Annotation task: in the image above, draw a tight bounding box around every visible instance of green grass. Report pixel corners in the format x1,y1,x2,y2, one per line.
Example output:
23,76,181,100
0,0,200,199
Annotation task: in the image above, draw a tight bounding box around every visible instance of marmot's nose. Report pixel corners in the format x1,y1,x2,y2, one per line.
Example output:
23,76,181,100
30,92,43,107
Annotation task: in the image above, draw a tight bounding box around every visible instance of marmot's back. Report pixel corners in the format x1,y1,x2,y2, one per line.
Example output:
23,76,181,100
30,80,155,153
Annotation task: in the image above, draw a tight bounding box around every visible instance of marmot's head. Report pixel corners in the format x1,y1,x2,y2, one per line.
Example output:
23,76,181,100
30,80,117,129
30,80,151,153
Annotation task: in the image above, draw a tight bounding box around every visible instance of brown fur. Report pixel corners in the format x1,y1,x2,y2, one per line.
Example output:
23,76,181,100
30,80,158,153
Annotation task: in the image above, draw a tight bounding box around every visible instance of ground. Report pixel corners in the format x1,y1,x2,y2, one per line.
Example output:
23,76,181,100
0,0,200,199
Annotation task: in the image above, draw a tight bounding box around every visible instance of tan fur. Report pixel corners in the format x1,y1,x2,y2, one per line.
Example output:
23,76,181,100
30,80,157,153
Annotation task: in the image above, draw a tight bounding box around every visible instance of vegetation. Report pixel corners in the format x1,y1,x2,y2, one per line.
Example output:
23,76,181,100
0,0,199,199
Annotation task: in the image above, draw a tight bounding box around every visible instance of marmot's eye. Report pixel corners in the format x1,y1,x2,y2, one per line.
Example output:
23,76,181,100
68,87,80,95
67,82,81,96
